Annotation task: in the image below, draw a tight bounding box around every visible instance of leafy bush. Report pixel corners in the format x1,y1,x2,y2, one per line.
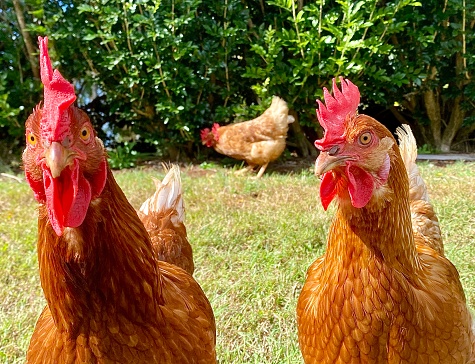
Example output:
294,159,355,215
107,141,140,170
42,0,258,158
1,0,474,164
244,0,424,126
380,0,475,151
0,0,43,163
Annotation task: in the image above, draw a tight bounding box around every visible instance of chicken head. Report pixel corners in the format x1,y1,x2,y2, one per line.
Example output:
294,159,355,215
23,37,107,236
200,123,220,147
314,77,395,210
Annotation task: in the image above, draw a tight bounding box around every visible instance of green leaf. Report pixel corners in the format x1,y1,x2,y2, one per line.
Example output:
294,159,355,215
78,4,98,14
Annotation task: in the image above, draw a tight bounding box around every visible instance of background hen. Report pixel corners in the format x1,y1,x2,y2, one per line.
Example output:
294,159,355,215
297,77,474,363
200,96,294,178
22,36,216,363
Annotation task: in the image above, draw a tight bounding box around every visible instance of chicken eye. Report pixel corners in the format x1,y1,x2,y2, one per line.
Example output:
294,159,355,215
80,127,91,142
27,132,38,147
358,132,372,146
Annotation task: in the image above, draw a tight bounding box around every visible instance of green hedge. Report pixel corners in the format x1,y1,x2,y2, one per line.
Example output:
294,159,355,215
1,0,474,164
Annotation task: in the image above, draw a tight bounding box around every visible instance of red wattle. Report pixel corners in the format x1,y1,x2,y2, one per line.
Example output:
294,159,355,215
43,160,92,236
320,172,338,210
25,170,46,203
346,164,374,208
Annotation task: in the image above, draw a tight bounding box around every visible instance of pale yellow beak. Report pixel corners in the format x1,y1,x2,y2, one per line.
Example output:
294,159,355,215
44,142,74,178
315,152,352,177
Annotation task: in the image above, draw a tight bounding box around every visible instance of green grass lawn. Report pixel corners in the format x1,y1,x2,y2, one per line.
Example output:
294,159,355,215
0,161,474,363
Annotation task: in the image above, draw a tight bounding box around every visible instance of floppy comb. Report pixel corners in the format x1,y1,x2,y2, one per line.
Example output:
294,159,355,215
39,36,76,141
314,77,360,150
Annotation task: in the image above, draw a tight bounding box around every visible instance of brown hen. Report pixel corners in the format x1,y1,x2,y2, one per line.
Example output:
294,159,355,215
23,36,216,363
297,77,474,363
200,96,294,178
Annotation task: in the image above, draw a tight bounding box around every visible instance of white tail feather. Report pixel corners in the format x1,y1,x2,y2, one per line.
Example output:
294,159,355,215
139,164,184,226
269,96,294,126
395,124,429,202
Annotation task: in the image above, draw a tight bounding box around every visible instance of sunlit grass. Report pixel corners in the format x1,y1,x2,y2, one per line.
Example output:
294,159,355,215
0,161,474,363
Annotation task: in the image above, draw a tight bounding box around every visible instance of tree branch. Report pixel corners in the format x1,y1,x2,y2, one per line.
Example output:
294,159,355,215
13,0,39,79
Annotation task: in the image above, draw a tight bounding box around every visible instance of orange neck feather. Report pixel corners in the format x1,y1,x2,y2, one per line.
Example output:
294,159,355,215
325,146,419,276
37,167,161,335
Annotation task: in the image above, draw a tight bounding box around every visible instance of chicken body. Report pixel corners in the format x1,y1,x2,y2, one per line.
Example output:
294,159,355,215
26,167,216,363
201,96,294,177
138,165,194,275
297,78,474,363
23,37,216,363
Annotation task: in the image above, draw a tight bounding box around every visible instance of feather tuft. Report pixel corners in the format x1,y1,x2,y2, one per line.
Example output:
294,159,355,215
268,96,295,126
395,124,429,202
139,164,184,226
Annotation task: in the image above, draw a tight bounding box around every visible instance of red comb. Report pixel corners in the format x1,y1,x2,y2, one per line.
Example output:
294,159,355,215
38,36,76,141
314,77,360,150
211,123,220,140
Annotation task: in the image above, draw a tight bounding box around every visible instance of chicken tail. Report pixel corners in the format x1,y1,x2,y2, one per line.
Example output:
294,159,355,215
396,125,443,254
396,124,429,202
268,96,295,128
140,164,184,227
139,164,195,274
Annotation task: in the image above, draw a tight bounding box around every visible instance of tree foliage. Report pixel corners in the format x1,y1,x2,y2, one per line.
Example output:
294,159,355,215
42,0,258,158
384,0,475,152
0,0,43,163
243,0,423,144
1,0,474,166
